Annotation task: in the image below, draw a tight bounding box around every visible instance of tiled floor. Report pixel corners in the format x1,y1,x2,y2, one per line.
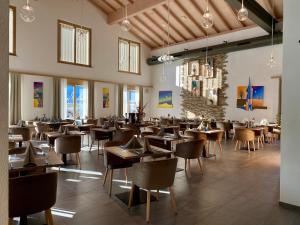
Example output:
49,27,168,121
13,139,300,225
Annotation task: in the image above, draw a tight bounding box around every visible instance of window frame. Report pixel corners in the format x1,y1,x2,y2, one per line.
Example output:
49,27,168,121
57,19,92,67
66,79,86,119
9,5,16,56
118,37,141,75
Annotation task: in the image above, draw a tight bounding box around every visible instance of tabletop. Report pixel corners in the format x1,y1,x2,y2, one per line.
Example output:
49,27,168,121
145,134,182,141
9,150,63,172
91,127,116,132
105,145,172,160
45,131,85,138
9,134,23,142
185,129,222,134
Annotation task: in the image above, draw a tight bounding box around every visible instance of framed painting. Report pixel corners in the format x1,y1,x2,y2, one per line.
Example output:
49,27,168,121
33,82,43,108
102,87,109,108
158,90,173,108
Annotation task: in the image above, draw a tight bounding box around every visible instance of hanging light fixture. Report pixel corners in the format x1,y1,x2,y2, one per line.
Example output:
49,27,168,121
204,32,211,72
201,0,213,29
121,2,132,32
20,0,36,23
158,0,174,64
268,0,276,68
237,0,248,21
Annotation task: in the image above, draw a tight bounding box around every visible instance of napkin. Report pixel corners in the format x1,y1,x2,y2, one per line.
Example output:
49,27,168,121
23,142,37,167
142,138,153,154
157,127,165,136
123,136,142,149
63,127,69,135
58,125,63,133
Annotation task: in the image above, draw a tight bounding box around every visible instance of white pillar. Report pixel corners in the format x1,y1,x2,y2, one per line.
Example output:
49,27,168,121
0,0,9,223
280,0,300,206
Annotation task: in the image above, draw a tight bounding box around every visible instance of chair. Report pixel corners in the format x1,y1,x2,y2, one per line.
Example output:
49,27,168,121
207,131,224,156
84,118,98,125
35,122,50,140
253,128,264,149
112,129,135,144
9,172,57,225
232,122,246,139
216,122,230,140
128,158,178,222
9,127,31,142
55,135,82,169
103,141,138,196
234,128,255,154
174,140,204,174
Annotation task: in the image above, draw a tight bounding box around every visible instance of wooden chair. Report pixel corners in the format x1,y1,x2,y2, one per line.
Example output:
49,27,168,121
207,131,224,155
9,172,57,225
55,135,82,169
253,128,264,149
103,141,139,196
234,128,255,154
112,129,135,144
232,122,246,140
174,140,204,174
128,158,178,222
9,127,31,142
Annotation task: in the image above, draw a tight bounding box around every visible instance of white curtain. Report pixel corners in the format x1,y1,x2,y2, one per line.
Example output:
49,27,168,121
60,23,75,63
123,85,128,115
76,28,89,65
60,78,68,119
119,40,129,71
9,7,14,54
82,81,89,118
130,43,139,73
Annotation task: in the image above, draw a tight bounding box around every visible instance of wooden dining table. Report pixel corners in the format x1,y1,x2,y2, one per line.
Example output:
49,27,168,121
144,134,184,151
9,134,23,147
104,145,172,206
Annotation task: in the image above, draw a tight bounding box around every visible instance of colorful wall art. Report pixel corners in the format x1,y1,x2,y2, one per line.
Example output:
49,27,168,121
237,85,267,111
102,88,109,108
33,82,43,108
158,91,173,108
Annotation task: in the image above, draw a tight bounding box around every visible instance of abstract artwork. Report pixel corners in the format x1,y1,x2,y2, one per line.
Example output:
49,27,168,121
188,60,200,76
158,90,173,108
33,82,43,108
237,81,267,111
191,80,201,96
102,88,109,108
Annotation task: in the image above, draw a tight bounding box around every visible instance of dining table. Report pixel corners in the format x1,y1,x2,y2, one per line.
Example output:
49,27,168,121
9,134,24,147
144,134,184,151
104,145,172,206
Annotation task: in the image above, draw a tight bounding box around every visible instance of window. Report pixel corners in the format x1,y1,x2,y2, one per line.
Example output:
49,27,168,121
123,85,140,115
118,38,140,74
65,79,88,119
9,6,16,55
58,20,91,67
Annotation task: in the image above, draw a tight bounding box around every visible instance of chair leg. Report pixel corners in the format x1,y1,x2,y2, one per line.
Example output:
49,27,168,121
169,186,177,214
234,140,239,151
89,140,94,152
97,140,100,155
45,209,54,225
197,158,203,174
109,169,114,197
218,141,223,153
146,190,151,222
124,168,128,184
257,138,260,149
9,218,13,225
247,141,250,154
76,153,81,170
184,158,187,171
103,168,108,186
252,141,256,152
128,182,135,208
188,159,191,172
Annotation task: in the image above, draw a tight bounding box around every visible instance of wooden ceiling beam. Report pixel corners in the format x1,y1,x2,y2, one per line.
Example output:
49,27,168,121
162,4,197,39
152,8,187,41
129,28,155,48
209,0,233,30
143,12,178,43
174,0,206,36
103,0,118,11
108,0,167,24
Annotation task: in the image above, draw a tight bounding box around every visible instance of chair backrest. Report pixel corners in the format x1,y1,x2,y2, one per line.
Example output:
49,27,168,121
9,172,57,217
55,135,81,154
232,122,246,129
184,130,207,141
234,128,255,141
113,129,135,144
175,140,205,159
132,158,178,190
9,127,31,141
86,118,98,125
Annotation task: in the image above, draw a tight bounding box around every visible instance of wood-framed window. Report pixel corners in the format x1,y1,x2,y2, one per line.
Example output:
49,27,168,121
118,38,141,74
9,6,16,55
57,20,92,67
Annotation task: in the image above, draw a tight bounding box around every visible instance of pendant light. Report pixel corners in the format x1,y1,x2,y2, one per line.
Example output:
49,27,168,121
237,0,248,21
121,2,132,32
204,32,211,71
158,0,174,64
268,0,276,68
20,0,36,23
201,0,213,29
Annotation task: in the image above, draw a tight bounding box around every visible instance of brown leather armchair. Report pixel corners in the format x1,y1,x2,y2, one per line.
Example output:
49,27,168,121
103,141,138,196
9,172,57,225
174,140,204,174
128,158,178,222
234,128,255,154
55,135,82,169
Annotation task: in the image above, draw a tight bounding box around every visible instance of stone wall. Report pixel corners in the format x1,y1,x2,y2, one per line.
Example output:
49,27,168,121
181,54,228,121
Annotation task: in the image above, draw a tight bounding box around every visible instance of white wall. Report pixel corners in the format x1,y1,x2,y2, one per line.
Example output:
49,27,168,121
9,0,152,86
280,0,300,207
0,0,9,223
94,82,117,118
21,75,53,121
149,31,282,122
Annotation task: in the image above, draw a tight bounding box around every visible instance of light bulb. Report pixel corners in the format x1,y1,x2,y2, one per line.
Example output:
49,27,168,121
20,0,35,23
238,6,248,21
201,9,213,29
121,19,132,32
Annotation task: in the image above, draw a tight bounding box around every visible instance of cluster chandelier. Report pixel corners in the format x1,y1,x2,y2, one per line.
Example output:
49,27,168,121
20,0,36,23
121,2,132,32
201,0,213,29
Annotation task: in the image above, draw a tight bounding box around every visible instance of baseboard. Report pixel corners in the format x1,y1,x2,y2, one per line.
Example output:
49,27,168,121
279,201,300,211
